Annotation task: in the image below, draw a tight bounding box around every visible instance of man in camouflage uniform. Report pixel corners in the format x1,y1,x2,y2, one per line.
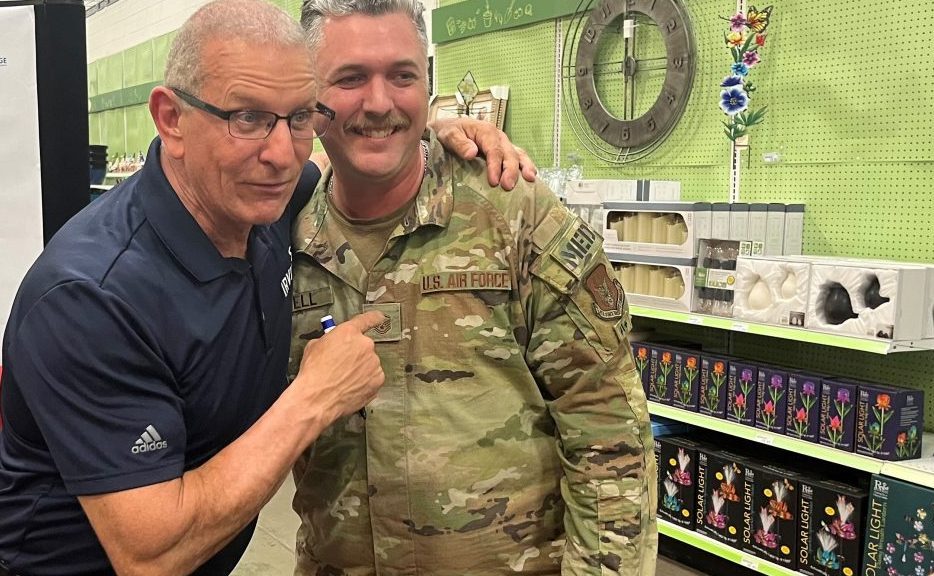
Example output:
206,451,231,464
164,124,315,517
288,1,657,574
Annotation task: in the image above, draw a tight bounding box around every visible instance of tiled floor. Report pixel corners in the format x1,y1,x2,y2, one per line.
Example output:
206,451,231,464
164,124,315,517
232,483,707,576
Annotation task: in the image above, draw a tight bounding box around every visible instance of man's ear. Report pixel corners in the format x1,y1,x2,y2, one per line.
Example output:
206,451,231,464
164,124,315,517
149,86,185,159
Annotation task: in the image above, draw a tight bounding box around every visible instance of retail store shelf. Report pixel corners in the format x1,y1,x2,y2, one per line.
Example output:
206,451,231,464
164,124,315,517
630,305,934,354
880,453,934,490
651,402,934,486
658,520,797,576
649,402,885,473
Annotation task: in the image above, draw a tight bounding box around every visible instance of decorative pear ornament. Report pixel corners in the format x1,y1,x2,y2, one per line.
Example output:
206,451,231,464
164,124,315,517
748,277,772,310
862,275,890,309
780,270,797,300
822,282,858,324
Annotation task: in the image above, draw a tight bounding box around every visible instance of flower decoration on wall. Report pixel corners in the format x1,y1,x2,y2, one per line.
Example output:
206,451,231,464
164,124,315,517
719,5,773,141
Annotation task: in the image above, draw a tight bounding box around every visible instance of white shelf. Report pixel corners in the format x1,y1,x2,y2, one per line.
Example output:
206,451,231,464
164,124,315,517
652,402,934,488
881,457,934,489
630,304,934,354
650,402,886,473
658,520,798,576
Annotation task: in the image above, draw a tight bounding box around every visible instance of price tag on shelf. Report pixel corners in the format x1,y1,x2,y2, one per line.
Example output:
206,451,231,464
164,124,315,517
754,433,775,446
688,315,703,325
731,322,749,332
740,555,759,570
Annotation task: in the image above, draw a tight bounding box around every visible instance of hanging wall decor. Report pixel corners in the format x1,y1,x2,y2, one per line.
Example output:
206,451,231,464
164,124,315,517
719,3,772,202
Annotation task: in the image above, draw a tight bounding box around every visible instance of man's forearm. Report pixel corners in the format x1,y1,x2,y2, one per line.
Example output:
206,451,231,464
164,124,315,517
80,380,332,576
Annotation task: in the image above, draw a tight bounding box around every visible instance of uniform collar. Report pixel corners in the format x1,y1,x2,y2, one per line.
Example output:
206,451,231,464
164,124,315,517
139,137,255,282
292,131,453,291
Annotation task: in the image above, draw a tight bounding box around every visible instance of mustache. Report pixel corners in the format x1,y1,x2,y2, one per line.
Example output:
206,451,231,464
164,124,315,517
344,113,411,133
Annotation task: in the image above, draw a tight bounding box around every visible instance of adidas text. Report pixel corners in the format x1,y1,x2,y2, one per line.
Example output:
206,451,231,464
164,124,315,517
132,441,167,453
132,425,168,454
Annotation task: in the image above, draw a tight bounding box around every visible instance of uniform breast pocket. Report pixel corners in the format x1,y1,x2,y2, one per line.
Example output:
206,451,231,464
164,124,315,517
415,270,521,373
289,287,333,381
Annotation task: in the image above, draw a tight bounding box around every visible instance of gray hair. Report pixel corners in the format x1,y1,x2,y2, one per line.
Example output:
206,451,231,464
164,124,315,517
300,0,428,56
165,0,308,93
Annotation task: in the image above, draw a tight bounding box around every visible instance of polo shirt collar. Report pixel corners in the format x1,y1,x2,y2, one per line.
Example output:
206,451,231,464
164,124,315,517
138,137,252,282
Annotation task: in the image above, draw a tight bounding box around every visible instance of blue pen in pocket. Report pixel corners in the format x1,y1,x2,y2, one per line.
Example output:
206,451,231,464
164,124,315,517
321,315,367,420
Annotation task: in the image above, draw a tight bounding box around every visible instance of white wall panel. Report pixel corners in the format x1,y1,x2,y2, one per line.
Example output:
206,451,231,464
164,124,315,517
86,0,211,63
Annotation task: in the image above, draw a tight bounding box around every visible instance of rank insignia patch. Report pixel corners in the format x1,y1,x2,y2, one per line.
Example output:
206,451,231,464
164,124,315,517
585,263,625,320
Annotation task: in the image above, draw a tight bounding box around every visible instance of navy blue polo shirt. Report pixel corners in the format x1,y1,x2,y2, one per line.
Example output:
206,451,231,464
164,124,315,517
0,137,319,575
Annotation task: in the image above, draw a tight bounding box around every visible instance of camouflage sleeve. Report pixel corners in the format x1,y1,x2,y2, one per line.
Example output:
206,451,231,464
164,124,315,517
524,197,658,575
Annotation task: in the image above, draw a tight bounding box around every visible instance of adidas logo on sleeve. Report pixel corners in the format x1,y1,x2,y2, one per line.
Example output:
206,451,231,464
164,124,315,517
131,425,168,454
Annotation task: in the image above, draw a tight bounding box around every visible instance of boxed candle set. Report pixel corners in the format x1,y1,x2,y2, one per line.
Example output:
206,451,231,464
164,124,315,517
603,201,711,258
611,255,694,312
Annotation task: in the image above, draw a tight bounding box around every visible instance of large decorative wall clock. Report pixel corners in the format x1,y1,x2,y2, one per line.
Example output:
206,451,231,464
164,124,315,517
563,0,696,164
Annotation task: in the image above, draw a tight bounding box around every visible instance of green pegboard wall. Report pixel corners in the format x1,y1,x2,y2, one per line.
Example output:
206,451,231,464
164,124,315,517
436,19,562,164
435,0,934,431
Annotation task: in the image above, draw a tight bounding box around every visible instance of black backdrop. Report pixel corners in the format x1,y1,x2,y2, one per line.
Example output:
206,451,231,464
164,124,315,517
2,0,88,244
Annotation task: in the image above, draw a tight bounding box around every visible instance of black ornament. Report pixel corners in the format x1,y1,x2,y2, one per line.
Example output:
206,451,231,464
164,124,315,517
822,282,858,325
862,275,890,309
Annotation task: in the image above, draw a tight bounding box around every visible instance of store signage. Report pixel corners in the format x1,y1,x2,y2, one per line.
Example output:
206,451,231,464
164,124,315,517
431,0,576,44
0,5,43,362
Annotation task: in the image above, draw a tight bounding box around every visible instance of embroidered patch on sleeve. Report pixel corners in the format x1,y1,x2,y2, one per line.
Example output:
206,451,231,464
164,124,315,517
585,263,625,320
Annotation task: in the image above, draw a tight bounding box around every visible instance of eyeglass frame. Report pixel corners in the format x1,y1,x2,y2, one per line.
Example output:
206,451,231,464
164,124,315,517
169,87,335,140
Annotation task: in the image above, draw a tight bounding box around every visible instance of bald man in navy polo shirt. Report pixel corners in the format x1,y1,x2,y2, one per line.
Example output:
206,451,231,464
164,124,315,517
0,1,534,574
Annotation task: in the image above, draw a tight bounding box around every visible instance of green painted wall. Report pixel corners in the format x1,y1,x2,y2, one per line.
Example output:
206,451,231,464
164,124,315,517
86,0,303,157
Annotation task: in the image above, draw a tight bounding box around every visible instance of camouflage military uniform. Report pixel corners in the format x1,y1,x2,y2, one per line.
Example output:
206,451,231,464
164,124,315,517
288,132,657,575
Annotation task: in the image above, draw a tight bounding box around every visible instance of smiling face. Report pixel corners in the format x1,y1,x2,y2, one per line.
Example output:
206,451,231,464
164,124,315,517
312,11,428,188
172,38,317,242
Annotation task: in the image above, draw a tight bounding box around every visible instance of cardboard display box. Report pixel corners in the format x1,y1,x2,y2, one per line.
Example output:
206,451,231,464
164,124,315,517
743,462,801,569
786,372,822,443
855,383,924,461
697,449,747,548
658,436,704,530
798,478,866,576
699,354,730,418
820,379,858,452
862,475,934,576
603,201,711,258
727,361,759,426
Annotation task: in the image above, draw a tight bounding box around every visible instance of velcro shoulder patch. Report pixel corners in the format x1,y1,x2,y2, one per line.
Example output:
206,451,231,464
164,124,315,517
547,217,600,279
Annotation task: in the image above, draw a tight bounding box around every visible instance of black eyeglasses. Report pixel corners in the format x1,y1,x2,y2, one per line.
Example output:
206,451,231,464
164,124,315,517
170,87,334,140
